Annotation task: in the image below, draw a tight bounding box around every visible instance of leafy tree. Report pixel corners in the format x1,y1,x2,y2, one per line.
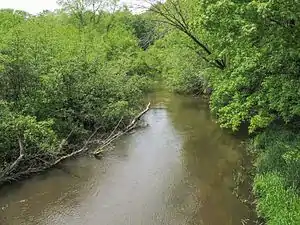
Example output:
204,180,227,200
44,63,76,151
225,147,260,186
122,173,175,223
148,0,226,69
146,0,300,224
0,6,153,181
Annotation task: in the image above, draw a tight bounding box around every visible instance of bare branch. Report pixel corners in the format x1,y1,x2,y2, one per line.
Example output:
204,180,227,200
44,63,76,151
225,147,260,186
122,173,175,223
94,102,151,156
146,0,226,69
0,137,25,179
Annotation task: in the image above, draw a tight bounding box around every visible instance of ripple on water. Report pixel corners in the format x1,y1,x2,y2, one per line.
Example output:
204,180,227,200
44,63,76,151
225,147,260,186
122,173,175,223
0,93,254,225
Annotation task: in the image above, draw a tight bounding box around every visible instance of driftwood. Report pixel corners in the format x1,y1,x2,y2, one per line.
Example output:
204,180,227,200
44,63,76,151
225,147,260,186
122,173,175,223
93,102,151,156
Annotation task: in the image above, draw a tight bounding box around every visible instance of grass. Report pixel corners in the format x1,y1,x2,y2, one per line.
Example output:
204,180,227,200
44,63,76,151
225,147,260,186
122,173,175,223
252,127,300,225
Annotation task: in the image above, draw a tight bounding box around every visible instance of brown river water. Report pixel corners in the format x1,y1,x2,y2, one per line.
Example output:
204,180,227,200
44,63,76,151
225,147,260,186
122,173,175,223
0,92,254,225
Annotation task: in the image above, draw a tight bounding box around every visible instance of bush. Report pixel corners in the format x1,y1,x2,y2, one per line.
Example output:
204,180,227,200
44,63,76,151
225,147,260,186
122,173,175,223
253,128,300,225
0,101,58,167
254,173,300,225
0,9,153,177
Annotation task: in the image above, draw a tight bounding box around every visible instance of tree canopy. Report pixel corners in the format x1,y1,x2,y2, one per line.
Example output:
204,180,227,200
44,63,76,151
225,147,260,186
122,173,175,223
147,0,300,224
0,6,155,182
1,0,300,223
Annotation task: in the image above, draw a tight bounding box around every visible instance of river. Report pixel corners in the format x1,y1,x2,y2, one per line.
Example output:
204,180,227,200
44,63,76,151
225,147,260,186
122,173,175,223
0,92,254,225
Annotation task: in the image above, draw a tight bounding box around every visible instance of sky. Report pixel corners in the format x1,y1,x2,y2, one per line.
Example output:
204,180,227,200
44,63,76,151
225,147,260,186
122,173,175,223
0,0,147,14
0,0,59,14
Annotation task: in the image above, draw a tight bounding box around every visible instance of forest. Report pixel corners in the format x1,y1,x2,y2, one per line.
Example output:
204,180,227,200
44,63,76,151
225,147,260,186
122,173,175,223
0,0,299,224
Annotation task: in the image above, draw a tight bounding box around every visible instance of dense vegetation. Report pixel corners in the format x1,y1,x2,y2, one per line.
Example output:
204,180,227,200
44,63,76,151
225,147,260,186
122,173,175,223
0,1,155,183
146,0,300,224
1,0,299,224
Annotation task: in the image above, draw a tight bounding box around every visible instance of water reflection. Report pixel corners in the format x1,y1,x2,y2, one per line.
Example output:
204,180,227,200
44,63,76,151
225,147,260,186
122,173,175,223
0,92,253,225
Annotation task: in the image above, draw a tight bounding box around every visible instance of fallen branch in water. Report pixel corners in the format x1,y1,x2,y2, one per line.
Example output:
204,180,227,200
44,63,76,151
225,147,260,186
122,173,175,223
107,116,123,140
58,129,75,152
126,102,151,130
0,127,100,185
93,102,151,156
0,103,151,185
51,126,100,166
0,137,25,180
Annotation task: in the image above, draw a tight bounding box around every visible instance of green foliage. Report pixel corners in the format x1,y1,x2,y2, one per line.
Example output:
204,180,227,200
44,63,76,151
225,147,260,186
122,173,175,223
208,0,300,132
0,8,153,173
146,32,208,94
254,128,300,190
147,1,300,224
0,101,57,166
125,13,158,50
254,173,300,225
149,0,300,132
251,128,300,225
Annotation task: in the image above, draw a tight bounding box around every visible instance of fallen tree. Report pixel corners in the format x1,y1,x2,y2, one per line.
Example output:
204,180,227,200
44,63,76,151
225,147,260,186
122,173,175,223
0,138,25,181
0,102,151,185
0,128,99,185
93,102,151,156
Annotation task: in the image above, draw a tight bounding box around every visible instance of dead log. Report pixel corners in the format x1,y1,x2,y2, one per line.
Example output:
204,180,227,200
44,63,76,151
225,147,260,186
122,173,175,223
107,116,123,140
0,127,99,185
93,102,151,156
0,137,25,180
50,126,100,167
126,102,151,130
0,103,151,184
58,129,74,152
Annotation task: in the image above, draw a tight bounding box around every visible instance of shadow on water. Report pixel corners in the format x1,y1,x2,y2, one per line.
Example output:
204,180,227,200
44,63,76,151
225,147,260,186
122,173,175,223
0,92,255,225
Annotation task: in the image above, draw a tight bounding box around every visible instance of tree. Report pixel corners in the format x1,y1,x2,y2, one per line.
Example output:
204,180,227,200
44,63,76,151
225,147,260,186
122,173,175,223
57,0,119,27
147,0,226,69
0,7,153,183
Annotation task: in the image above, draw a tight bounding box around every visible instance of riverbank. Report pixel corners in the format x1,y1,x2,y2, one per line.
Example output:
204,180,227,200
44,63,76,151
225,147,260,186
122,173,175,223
0,8,154,187
175,90,300,224
251,128,300,224
144,1,300,224
0,92,254,225
0,102,151,186
203,92,300,224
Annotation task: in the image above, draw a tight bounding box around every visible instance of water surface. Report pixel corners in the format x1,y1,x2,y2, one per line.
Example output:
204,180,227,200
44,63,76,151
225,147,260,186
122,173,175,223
0,93,253,225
